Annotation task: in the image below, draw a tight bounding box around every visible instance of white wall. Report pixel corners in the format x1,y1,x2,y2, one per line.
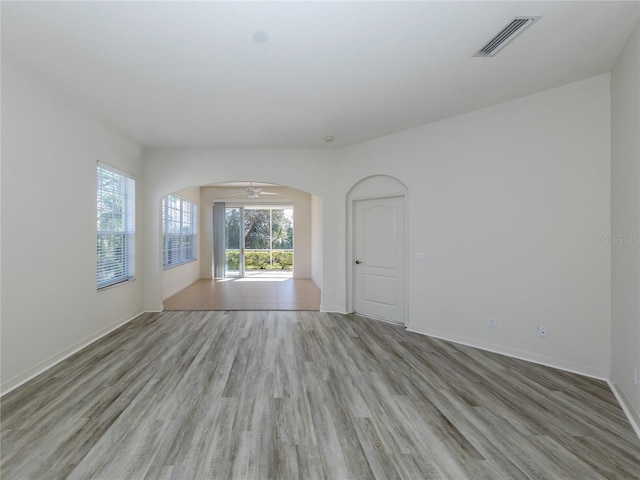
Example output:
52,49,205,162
198,185,312,280
1,58,144,393
1,54,621,396
611,21,640,432
310,195,323,289
336,74,612,378
162,186,202,299
142,148,341,312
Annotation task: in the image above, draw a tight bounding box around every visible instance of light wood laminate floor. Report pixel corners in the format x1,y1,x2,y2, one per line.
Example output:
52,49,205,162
2,311,639,479
163,277,320,311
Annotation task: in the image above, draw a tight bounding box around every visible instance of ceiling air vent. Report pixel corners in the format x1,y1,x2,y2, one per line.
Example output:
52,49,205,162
474,16,540,57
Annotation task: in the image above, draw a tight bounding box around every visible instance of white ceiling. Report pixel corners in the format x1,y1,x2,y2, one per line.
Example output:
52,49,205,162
2,1,638,149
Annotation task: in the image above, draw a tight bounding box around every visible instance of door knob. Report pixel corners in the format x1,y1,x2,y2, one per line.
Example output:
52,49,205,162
355,260,362,264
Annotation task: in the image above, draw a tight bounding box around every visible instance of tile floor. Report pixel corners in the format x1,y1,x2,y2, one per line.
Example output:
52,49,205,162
162,274,321,311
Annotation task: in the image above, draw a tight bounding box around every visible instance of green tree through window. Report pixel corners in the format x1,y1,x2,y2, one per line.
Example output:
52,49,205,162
225,207,293,272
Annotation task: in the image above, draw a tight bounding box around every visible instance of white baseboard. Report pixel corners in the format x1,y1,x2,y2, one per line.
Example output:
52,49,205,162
407,325,640,441
320,305,348,314
163,277,204,300
1,310,144,396
405,325,608,380
608,380,640,440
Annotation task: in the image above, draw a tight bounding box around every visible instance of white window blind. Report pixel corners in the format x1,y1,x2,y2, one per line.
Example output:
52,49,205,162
97,165,135,289
162,195,197,269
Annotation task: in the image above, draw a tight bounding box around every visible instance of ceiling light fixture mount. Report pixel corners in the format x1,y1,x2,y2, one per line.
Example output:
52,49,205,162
253,31,269,44
324,136,334,143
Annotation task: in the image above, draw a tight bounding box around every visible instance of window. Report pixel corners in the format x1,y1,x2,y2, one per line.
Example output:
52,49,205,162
162,195,197,269
97,164,135,289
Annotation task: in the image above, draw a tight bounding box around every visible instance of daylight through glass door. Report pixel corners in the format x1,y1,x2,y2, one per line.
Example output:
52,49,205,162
225,206,293,277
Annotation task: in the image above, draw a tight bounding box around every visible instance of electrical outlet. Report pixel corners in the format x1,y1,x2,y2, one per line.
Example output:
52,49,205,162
537,326,548,338
488,318,497,328
633,368,638,387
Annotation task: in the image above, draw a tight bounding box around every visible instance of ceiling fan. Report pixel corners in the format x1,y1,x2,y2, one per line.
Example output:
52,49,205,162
228,182,278,199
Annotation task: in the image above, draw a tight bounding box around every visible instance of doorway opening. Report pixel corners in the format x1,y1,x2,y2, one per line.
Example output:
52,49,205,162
225,206,294,278
160,182,322,312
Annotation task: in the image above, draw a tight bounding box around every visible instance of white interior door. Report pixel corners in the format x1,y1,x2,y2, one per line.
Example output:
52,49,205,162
354,196,405,324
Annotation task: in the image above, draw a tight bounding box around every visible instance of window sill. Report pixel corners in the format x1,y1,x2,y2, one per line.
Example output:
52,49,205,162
163,259,197,271
97,277,136,291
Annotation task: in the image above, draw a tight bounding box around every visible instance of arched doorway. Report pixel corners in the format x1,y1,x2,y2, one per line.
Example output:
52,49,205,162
347,175,408,324
160,181,322,311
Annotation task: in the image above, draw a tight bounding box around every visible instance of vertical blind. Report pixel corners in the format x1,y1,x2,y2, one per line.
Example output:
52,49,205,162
97,165,135,288
162,194,197,268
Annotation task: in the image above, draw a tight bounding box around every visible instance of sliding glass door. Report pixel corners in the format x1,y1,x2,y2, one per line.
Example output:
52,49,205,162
224,206,293,277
